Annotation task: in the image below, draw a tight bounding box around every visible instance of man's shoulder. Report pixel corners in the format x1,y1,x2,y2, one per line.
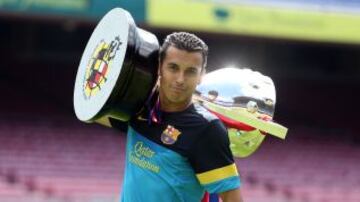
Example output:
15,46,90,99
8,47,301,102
192,102,219,123
190,103,228,140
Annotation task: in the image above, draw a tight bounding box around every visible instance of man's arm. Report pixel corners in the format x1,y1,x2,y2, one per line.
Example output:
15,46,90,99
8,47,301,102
188,119,242,199
219,187,244,202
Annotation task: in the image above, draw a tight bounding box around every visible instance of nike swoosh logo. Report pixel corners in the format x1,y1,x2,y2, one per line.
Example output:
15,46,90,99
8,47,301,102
137,115,148,121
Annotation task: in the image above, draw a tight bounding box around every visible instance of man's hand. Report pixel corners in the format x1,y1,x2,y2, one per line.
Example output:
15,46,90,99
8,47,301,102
218,188,244,202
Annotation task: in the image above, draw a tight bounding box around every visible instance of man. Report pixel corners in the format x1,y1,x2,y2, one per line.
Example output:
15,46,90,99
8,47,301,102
109,32,243,201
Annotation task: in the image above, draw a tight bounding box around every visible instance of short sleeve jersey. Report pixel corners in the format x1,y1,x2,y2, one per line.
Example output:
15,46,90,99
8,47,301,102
111,102,241,202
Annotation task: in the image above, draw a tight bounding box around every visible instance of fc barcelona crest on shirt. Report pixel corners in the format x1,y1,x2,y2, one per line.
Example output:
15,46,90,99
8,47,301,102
161,125,181,145
83,36,122,99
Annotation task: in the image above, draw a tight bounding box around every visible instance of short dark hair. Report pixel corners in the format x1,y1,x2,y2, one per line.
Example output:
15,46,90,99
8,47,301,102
159,32,208,69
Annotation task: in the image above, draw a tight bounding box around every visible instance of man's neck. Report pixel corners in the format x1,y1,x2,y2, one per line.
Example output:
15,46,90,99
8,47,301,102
159,97,192,112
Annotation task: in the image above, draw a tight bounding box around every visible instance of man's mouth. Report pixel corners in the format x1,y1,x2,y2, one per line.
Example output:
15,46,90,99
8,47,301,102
171,86,185,93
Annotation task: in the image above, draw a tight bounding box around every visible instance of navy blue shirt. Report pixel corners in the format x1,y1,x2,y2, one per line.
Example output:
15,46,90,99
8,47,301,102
111,102,241,202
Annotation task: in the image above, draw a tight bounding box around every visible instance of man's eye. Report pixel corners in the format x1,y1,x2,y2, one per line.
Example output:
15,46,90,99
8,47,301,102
168,65,178,72
186,69,198,76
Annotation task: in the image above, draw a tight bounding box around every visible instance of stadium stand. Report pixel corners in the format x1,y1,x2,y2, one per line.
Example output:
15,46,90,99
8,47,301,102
1,9,360,202
1,109,359,202
237,126,360,202
0,118,124,202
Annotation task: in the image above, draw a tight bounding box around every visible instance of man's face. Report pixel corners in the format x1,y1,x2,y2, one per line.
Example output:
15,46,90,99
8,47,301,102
159,46,204,111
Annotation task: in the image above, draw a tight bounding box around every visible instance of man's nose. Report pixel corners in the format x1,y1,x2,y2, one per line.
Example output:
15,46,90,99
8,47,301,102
175,72,185,84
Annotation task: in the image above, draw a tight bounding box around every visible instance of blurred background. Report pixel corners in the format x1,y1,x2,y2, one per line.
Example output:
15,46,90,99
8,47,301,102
0,0,359,202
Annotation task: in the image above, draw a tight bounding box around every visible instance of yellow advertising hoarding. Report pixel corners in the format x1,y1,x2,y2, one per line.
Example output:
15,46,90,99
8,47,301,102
147,0,360,44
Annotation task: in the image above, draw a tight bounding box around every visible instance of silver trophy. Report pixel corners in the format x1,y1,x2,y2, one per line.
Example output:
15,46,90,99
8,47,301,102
195,67,288,157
